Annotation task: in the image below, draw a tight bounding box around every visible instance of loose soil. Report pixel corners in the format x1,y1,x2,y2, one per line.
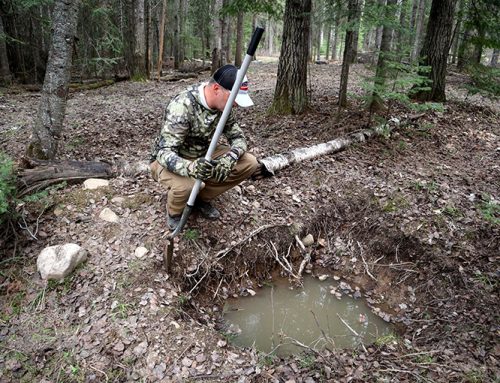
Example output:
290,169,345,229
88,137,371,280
0,61,498,382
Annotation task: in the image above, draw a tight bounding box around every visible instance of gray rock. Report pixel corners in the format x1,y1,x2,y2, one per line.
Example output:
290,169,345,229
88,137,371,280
302,234,314,247
37,244,87,280
99,208,119,223
83,178,109,189
135,247,149,258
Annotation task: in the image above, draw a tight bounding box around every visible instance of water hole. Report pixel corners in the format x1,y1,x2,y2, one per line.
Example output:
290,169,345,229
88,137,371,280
223,276,394,356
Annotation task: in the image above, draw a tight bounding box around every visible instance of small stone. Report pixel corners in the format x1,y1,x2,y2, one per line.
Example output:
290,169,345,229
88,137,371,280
113,342,125,352
301,234,314,247
111,196,125,205
317,238,326,247
318,274,328,281
246,185,256,194
399,303,408,310
133,341,148,356
247,288,256,296
196,354,206,363
54,207,64,217
83,178,109,190
217,340,227,348
135,247,148,258
170,321,180,329
99,208,119,223
181,357,192,367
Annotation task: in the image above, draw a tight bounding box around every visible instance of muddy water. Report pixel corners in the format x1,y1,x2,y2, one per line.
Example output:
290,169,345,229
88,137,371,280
223,276,393,356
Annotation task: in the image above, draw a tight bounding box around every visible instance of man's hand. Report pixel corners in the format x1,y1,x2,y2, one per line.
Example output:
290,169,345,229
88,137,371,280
188,158,216,180
213,150,239,183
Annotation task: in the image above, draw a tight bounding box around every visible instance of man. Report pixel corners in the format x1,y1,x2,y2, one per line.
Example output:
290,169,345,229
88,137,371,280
150,64,259,230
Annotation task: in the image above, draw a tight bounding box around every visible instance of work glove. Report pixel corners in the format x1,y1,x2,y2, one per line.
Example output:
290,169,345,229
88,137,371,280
213,150,239,183
188,158,216,180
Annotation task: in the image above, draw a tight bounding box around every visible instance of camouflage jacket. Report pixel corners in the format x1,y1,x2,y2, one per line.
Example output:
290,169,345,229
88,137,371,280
150,84,248,177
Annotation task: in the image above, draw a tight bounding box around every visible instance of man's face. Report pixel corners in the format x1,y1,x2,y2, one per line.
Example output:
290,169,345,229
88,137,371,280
213,84,237,111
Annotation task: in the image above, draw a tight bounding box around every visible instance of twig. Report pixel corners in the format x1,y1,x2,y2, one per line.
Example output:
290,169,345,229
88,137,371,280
336,314,359,337
310,310,335,350
216,223,288,260
89,365,109,382
296,235,311,277
213,278,224,299
188,269,210,295
269,241,299,279
357,241,377,281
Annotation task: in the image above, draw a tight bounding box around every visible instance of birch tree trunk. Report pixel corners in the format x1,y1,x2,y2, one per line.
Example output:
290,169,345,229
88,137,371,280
0,13,11,85
412,0,457,102
269,0,311,115
234,12,244,66
27,0,80,160
338,0,360,108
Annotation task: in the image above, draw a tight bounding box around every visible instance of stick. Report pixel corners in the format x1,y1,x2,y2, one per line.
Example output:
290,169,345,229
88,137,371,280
357,241,377,281
216,223,288,259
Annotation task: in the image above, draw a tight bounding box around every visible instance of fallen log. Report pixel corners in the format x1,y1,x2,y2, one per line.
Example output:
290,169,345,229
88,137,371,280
259,117,400,175
159,72,199,82
17,158,114,197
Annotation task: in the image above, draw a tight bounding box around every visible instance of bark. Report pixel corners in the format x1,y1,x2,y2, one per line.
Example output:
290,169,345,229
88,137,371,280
260,118,401,175
133,0,147,77
351,29,360,63
457,26,470,70
339,0,360,107
267,17,274,55
411,0,428,62
222,2,231,64
234,12,244,67
490,49,499,67
396,0,408,55
450,0,463,64
325,24,332,60
0,13,11,85
269,0,311,115
173,0,180,69
332,1,341,60
27,0,80,160
17,159,115,197
370,0,398,112
157,0,167,78
412,0,457,102
211,0,223,73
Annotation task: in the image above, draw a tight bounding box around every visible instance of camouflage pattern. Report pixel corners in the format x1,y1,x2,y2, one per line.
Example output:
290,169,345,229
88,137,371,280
150,84,247,177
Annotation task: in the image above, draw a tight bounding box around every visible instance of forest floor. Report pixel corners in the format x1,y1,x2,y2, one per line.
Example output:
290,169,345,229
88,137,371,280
0,60,499,383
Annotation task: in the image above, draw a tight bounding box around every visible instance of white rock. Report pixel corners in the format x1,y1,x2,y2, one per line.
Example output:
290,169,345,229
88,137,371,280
99,208,119,223
247,288,256,296
318,274,328,281
301,234,314,247
37,244,87,280
83,178,109,190
111,196,125,205
135,247,148,258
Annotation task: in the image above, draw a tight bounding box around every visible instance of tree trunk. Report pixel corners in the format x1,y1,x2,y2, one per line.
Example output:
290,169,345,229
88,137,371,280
269,0,311,115
0,13,11,85
370,0,398,112
222,2,231,64
411,0,427,62
145,0,152,77
27,0,80,160
133,0,146,77
211,0,223,73
456,26,470,70
325,24,331,60
173,0,180,69
267,16,274,55
332,1,341,61
235,12,244,67
490,49,499,67
157,0,167,78
351,28,360,63
396,0,408,55
412,0,457,102
450,0,463,64
338,0,360,107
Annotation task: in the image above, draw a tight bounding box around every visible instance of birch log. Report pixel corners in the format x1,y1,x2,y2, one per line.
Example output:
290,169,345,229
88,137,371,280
259,118,400,175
